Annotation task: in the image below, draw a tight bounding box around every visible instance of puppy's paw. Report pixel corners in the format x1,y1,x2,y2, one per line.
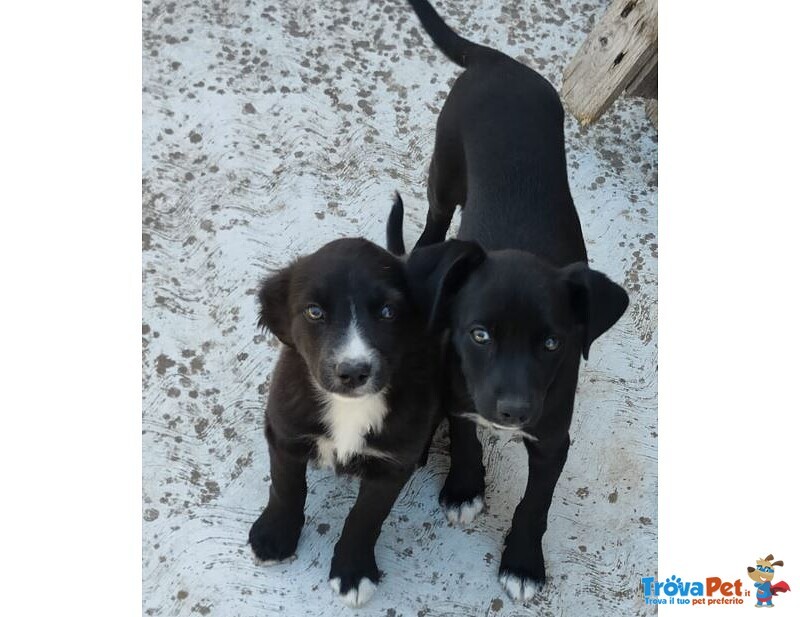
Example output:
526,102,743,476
499,542,546,602
329,551,380,608
329,576,378,608
251,552,297,567
439,467,486,526
499,569,545,602
443,495,484,525
248,508,302,564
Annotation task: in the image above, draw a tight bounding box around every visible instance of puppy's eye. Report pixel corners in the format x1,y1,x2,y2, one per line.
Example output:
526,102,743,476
544,336,560,351
303,304,325,321
470,327,491,345
379,304,395,320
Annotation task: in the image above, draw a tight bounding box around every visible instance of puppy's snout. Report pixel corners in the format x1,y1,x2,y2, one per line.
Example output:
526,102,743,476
497,399,531,425
336,360,372,389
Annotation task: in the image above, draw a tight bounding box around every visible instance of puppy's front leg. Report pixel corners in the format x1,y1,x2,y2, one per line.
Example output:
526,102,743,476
440,415,486,525
329,468,412,608
499,434,570,602
249,426,309,564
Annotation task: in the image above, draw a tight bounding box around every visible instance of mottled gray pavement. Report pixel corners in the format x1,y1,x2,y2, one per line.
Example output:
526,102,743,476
142,1,657,615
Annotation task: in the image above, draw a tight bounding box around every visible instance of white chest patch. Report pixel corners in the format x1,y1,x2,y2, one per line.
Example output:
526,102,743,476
315,392,389,467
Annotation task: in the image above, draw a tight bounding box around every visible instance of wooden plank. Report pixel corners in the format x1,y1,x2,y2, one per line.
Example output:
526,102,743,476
627,55,658,100
645,99,658,128
562,0,658,125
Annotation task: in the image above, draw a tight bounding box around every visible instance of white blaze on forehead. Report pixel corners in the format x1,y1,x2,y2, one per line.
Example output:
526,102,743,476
335,302,378,365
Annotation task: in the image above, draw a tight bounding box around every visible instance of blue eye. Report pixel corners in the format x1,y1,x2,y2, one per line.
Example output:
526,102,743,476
544,336,560,351
304,304,325,321
379,304,395,320
470,327,491,345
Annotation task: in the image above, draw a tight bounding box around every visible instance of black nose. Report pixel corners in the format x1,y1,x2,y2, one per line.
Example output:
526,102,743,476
497,399,531,425
336,360,372,389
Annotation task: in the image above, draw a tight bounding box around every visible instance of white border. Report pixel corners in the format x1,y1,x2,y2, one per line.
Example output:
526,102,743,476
4,0,800,614
660,1,799,613
3,0,141,614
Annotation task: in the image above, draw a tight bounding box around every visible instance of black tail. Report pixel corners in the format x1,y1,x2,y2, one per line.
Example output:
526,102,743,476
407,0,493,68
386,192,406,256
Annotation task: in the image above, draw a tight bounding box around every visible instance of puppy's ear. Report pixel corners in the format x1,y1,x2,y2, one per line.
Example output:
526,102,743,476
406,240,485,331
562,262,629,360
257,266,294,346
772,560,784,567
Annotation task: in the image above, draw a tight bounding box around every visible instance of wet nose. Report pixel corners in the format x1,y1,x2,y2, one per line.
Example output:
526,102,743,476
497,399,531,425
336,360,372,389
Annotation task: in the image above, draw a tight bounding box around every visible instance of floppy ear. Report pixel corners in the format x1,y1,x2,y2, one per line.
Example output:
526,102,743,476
562,262,629,360
406,240,486,331
772,560,784,567
257,266,294,346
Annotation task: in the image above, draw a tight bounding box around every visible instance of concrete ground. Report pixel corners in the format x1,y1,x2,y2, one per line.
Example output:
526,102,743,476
142,0,657,615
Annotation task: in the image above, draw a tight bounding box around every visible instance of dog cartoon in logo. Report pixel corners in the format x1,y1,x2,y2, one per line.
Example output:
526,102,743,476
747,554,791,607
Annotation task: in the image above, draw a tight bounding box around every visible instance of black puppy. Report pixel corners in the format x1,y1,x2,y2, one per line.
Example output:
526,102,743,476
249,238,439,608
388,0,630,601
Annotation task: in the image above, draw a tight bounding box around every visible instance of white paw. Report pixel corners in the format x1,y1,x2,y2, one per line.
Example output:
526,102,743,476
444,495,484,525
329,576,377,608
251,551,296,567
499,572,542,602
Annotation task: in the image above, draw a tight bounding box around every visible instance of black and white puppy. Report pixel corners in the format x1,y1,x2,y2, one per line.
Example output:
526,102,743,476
387,0,631,602
248,238,440,608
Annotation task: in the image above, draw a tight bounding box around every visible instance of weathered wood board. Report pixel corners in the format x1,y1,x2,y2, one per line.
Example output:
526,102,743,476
562,0,658,125
142,1,658,615
645,99,658,129
627,55,657,100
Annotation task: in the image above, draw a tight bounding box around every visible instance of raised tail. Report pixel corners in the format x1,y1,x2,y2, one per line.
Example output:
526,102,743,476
386,191,406,256
407,0,494,68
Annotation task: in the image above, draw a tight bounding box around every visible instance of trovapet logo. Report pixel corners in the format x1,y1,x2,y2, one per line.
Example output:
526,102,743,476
642,553,791,608
642,575,746,606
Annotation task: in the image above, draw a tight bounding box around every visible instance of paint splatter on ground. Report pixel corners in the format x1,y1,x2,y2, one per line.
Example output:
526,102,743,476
142,1,657,615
